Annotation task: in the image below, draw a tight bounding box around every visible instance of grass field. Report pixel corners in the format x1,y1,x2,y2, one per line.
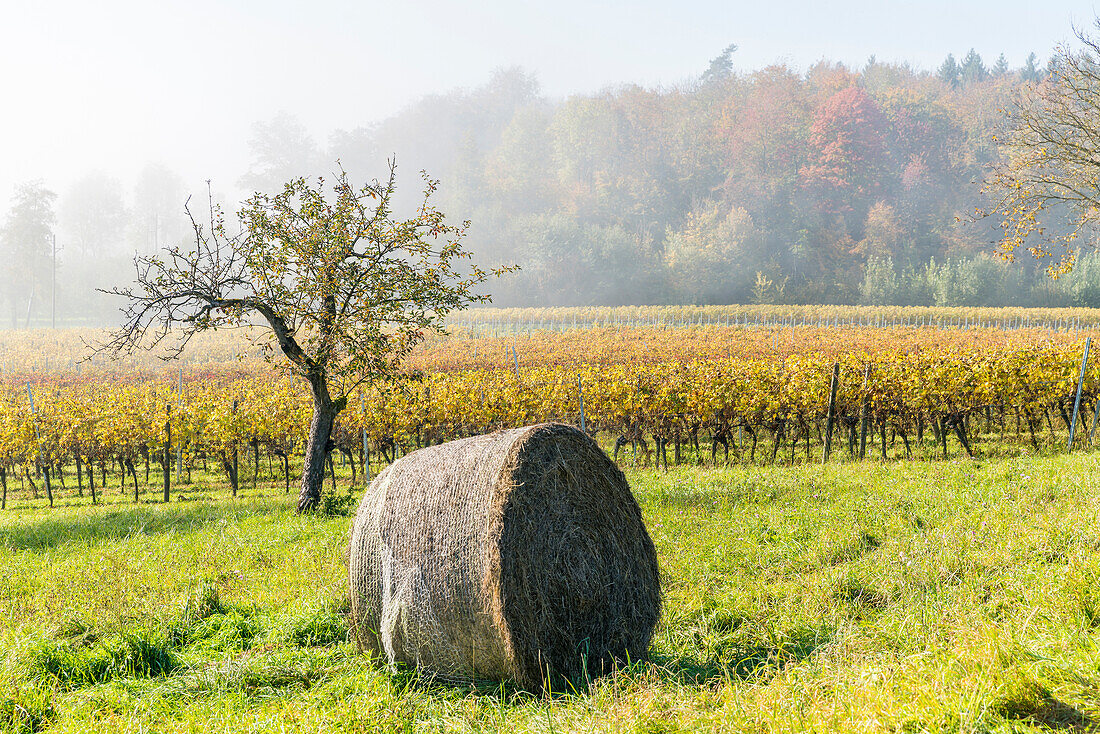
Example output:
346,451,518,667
4,452,1100,733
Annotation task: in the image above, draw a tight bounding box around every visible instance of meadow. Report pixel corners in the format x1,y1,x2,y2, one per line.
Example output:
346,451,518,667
5,310,1100,732
3,452,1100,732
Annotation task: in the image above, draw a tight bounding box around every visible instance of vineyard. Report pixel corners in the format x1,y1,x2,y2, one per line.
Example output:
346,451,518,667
416,323,1096,369
4,316,1100,508
444,304,1100,334
5,303,1100,375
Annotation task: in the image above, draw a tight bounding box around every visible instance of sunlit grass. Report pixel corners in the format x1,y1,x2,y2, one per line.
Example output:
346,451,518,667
3,454,1100,731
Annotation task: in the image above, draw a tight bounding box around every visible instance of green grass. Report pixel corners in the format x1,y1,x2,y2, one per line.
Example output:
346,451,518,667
3,454,1100,732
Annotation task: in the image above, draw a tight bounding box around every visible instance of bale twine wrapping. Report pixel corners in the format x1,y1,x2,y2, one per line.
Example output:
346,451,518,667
347,422,660,688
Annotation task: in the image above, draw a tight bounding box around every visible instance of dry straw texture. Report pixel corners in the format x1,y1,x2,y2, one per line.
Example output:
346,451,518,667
347,422,660,689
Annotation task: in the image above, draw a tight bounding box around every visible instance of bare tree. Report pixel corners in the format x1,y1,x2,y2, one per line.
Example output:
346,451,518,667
99,163,510,512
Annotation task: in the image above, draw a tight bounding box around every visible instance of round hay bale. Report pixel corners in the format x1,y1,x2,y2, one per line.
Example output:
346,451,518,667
347,422,660,688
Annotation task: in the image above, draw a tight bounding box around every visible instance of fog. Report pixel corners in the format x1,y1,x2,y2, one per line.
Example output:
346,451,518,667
1,0,1096,325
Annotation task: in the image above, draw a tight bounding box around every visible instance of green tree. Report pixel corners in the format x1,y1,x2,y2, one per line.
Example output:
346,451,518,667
100,164,511,512
859,255,898,305
664,202,761,303
1066,248,1100,305
484,105,557,213
937,54,960,87
1,182,56,328
1021,52,1043,83
701,43,738,84
925,255,1010,306
959,49,989,86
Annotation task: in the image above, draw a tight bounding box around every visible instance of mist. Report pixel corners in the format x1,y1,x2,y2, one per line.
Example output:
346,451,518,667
1,0,1096,325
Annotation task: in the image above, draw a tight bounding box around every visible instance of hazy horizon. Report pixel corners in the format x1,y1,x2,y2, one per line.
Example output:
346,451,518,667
2,0,1094,210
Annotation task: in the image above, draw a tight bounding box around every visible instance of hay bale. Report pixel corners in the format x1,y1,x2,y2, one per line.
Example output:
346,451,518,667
347,422,660,688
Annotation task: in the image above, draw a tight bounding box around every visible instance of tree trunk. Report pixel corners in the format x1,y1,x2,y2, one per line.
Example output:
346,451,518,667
222,455,239,497
346,449,356,485
297,378,340,513
163,412,171,503
279,452,290,494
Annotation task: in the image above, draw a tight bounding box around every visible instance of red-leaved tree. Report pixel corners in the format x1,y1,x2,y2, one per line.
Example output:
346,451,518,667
799,87,893,222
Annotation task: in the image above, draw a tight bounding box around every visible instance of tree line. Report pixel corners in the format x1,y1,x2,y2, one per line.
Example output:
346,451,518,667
3,46,1090,325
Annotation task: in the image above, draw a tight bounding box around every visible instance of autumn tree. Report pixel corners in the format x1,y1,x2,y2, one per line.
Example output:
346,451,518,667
986,23,1100,274
799,86,893,224
855,201,903,259
100,164,509,512
718,65,812,218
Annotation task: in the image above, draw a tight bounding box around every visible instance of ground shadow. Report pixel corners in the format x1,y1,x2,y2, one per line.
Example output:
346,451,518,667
649,623,832,686
389,622,835,701
1024,698,1096,732
0,501,291,552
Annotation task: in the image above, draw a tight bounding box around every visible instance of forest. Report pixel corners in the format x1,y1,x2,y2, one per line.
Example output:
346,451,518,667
2,47,1091,327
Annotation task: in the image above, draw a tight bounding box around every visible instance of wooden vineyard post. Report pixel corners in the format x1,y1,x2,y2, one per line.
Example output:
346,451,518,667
88,454,96,505
231,399,239,498
822,362,840,463
1068,337,1092,451
1089,396,1100,446
163,404,171,503
858,364,872,460
578,374,586,433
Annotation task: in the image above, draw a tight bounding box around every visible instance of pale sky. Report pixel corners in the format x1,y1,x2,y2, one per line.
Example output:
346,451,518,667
1,0,1096,212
